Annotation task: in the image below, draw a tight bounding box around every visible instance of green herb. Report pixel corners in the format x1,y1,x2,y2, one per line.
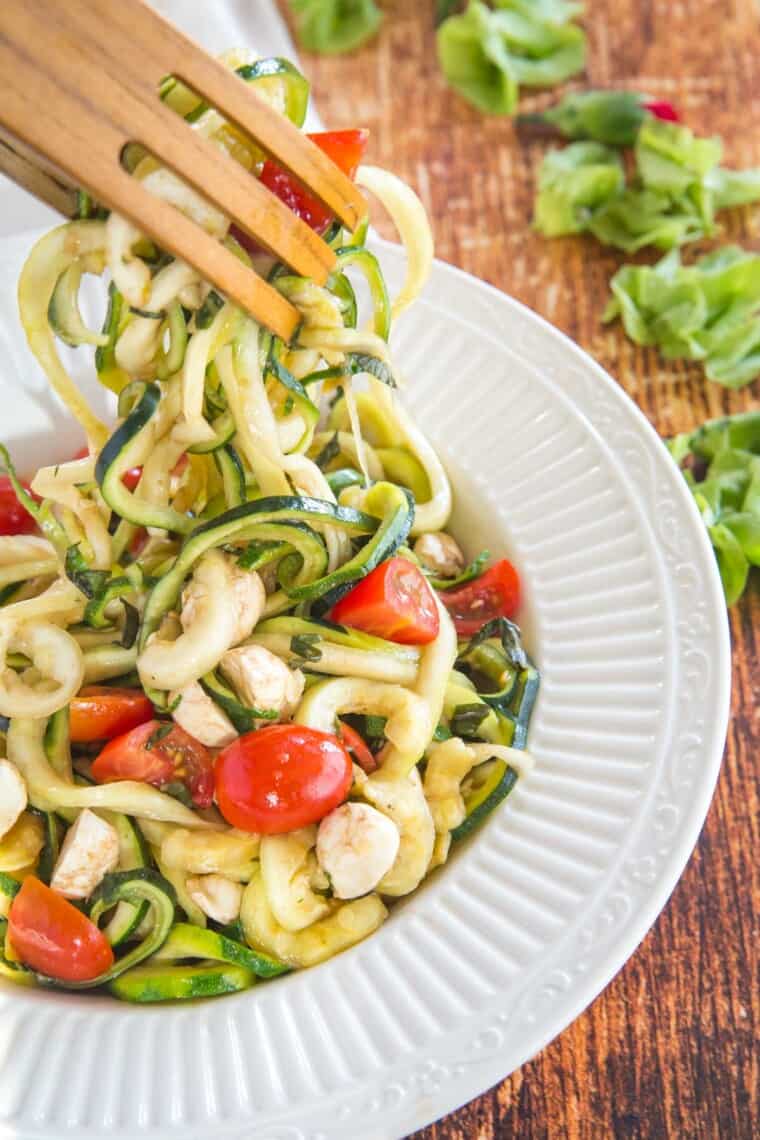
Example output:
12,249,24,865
433,722,453,742
120,601,140,649
450,703,491,738
344,352,396,387
236,540,285,571
668,412,760,605
145,723,174,751
437,0,585,117
0,443,67,550
315,432,341,471
159,782,194,808
604,245,760,389
459,616,528,670
65,545,110,600
283,395,295,416
290,633,323,662
427,549,491,590
195,290,224,330
129,306,164,320
288,0,383,55
518,90,648,146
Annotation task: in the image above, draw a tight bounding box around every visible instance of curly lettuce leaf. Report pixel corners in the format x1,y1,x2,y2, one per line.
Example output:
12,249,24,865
437,2,520,114
635,117,722,196
605,247,760,387
534,113,759,253
495,0,585,21
707,166,760,210
587,186,709,252
519,89,647,145
667,412,760,604
289,0,382,55
534,141,623,236
437,0,585,116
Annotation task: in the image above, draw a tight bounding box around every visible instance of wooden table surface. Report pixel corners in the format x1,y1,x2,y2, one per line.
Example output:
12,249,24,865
281,2,759,1136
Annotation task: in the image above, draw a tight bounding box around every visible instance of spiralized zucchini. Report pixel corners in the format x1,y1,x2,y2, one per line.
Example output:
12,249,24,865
0,46,540,1002
0,621,84,718
240,867,387,968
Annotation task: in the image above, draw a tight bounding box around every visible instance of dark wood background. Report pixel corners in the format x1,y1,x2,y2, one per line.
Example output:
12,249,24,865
281,2,759,1136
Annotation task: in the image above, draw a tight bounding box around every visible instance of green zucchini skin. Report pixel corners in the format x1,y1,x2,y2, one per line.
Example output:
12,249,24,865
451,763,518,842
32,811,65,884
45,869,177,990
199,671,278,733
138,497,379,653
288,483,413,604
95,384,192,533
109,961,254,1002
213,444,246,509
154,921,288,978
101,816,150,946
187,410,236,454
326,467,364,496
333,247,391,340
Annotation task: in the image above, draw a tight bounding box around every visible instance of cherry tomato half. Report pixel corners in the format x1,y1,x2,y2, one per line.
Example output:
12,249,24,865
338,720,377,774
69,687,154,744
76,449,186,493
0,475,38,535
331,557,440,645
439,559,521,637
215,725,353,834
8,876,114,982
91,720,215,808
259,129,369,233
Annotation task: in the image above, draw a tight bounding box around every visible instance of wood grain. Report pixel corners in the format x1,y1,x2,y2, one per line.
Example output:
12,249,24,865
283,1,759,1136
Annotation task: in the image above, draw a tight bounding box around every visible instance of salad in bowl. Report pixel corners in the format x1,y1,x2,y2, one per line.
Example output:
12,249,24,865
0,50,537,1002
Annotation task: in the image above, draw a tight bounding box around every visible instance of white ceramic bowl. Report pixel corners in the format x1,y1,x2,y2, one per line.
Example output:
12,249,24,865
0,236,730,1140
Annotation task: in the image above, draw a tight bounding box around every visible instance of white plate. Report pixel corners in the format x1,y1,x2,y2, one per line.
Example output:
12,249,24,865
0,234,730,1139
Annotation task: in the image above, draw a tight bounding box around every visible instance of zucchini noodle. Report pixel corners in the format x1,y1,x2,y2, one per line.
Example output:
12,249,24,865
0,47,539,1003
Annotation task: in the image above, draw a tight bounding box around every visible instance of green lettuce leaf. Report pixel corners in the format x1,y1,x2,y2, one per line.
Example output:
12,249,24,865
437,0,585,116
518,89,647,145
605,247,760,387
534,142,623,236
437,2,519,114
494,0,585,21
289,0,382,55
533,113,760,253
635,117,723,196
667,412,760,604
707,166,760,210
587,186,708,251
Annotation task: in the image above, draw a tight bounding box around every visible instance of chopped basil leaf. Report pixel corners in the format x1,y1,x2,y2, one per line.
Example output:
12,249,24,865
145,723,173,751
290,633,322,662
450,703,491,738
159,781,193,807
315,432,341,471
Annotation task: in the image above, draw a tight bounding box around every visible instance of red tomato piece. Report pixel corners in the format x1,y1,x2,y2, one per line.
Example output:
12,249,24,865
644,98,680,123
69,687,154,744
439,559,521,637
0,475,38,535
215,725,353,834
338,720,378,774
121,466,143,492
258,129,369,233
91,720,215,808
331,557,440,645
8,877,114,982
